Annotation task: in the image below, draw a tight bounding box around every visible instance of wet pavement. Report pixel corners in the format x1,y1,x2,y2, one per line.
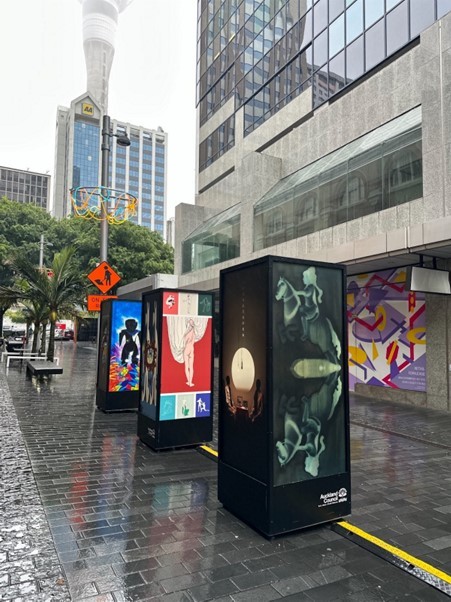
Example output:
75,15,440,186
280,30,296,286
1,342,451,601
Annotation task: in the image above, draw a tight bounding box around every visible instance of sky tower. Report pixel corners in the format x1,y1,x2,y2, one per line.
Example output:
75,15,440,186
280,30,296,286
79,0,134,111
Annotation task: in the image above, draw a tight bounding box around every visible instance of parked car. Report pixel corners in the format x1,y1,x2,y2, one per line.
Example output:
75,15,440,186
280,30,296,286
4,330,26,352
63,329,74,340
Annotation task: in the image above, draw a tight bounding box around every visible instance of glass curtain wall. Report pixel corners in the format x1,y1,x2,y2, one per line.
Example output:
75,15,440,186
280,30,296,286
254,106,422,250
198,0,450,170
182,204,241,273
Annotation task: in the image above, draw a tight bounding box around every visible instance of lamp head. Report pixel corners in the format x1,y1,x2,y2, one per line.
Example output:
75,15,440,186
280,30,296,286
116,134,131,147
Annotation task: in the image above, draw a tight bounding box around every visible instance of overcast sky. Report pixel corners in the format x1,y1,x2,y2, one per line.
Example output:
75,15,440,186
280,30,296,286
0,0,198,219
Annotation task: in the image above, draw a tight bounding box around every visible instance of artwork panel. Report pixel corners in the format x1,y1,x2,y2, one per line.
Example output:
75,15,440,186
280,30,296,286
195,392,211,417
140,297,159,419
160,394,176,421
272,262,346,487
347,268,426,392
198,293,213,316
160,316,212,394
108,301,141,393
220,263,268,483
176,393,196,419
178,292,199,316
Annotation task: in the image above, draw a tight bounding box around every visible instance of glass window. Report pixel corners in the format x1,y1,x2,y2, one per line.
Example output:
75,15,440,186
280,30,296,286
182,204,241,273
329,13,344,57
314,0,328,35
386,0,402,10
410,0,435,38
364,0,383,28
437,0,451,19
365,18,385,70
300,9,313,49
313,64,328,106
329,50,345,94
386,0,408,55
314,29,328,67
346,34,364,82
346,0,363,43
329,0,345,22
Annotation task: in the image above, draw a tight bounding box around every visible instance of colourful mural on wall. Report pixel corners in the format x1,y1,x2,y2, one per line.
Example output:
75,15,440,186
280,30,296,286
347,269,426,392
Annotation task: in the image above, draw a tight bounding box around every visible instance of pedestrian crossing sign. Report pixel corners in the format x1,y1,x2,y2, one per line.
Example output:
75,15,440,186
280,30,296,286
87,261,121,294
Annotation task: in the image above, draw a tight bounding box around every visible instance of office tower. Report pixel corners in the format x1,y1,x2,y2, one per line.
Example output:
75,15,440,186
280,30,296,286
52,93,167,235
0,166,50,210
175,2,451,411
79,0,134,111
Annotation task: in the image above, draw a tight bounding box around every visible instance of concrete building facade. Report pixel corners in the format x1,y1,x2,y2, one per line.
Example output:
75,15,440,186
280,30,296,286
175,2,451,410
52,92,168,236
0,166,50,210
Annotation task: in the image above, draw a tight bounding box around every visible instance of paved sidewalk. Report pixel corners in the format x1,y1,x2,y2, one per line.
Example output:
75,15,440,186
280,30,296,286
0,362,70,600
1,343,451,601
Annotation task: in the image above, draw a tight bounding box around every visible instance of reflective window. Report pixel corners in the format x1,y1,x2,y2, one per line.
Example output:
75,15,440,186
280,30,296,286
300,9,313,49
72,120,100,191
410,0,435,38
386,0,402,10
314,28,328,67
438,0,451,18
346,34,363,82
314,0,328,35
386,0,408,55
364,0,383,27
346,0,363,43
198,0,447,168
329,13,345,58
329,0,345,23
329,50,345,94
365,18,385,71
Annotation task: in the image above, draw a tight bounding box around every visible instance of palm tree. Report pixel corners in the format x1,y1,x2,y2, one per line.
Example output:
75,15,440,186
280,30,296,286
0,247,85,361
21,298,49,353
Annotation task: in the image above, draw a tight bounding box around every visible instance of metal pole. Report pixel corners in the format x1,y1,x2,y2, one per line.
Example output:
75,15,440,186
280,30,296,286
100,114,111,263
39,234,44,269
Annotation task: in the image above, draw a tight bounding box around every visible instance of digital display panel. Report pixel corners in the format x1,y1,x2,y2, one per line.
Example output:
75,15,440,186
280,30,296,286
108,300,141,393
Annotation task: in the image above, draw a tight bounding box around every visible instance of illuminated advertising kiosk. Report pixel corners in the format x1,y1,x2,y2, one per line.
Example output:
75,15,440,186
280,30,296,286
138,289,214,450
96,299,141,412
218,256,351,537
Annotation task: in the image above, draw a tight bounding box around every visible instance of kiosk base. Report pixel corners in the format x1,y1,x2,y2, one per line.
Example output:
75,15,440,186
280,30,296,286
219,460,351,538
138,412,213,451
96,388,139,412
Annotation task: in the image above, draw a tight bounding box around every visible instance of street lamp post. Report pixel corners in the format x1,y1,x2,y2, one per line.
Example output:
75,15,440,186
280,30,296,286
99,115,130,262
39,234,53,270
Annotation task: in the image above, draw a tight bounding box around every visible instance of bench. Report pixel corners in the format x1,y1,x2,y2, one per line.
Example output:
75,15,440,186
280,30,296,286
6,355,60,369
1,351,40,363
26,361,63,376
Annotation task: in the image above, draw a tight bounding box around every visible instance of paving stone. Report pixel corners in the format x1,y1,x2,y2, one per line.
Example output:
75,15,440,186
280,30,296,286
2,346,451,601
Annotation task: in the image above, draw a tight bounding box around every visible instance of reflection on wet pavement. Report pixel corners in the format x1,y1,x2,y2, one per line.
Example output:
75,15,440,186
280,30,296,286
3,342,451,601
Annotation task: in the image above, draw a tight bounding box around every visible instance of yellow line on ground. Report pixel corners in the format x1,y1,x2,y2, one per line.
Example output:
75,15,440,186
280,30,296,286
199,444,218,457
337,520,451,584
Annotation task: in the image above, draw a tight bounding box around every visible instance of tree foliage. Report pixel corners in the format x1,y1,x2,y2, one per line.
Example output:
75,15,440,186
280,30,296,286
0,196,174,289
0,247,85,361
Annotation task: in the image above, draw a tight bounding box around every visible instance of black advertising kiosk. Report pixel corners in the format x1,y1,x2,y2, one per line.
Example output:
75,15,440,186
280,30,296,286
96,299,141,412
218,256,351,537
138,289,214,450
